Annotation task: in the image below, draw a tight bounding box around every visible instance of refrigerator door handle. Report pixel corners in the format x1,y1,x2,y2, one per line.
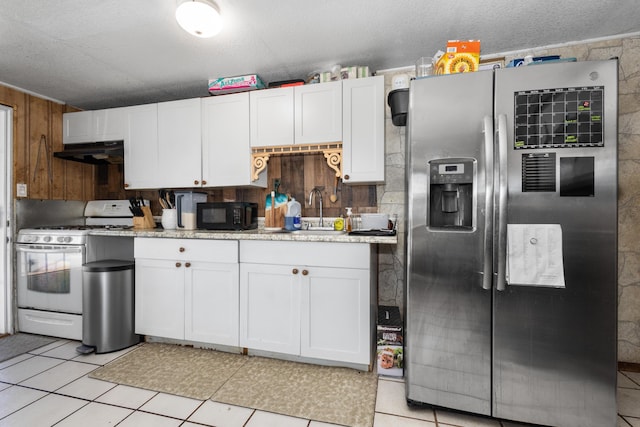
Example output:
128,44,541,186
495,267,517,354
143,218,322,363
496,114,508,291
482,115,494,290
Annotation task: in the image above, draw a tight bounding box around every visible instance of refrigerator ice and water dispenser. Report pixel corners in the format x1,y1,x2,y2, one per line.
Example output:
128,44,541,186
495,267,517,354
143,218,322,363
428,158,474,229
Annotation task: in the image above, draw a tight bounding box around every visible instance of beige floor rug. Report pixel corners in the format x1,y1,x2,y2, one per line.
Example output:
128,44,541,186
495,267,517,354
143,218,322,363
90,342,377,427
90,343,247,400
212,355,377,427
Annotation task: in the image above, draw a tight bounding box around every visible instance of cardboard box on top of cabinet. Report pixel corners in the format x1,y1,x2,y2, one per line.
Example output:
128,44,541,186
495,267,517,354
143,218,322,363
208,74,266,95
377,305,403,377
434,40,481,75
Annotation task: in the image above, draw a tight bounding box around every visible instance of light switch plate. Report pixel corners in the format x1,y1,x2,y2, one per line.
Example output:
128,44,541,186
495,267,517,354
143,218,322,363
17,183,27,197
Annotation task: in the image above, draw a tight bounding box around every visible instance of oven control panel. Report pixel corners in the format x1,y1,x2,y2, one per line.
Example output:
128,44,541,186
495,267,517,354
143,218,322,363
17,230,88,245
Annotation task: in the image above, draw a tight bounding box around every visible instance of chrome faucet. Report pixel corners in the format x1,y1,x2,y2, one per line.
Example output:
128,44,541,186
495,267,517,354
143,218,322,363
308,186,325,227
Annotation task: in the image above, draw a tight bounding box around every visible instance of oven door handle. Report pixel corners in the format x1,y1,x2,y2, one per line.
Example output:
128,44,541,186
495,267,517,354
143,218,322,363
15,244,84,254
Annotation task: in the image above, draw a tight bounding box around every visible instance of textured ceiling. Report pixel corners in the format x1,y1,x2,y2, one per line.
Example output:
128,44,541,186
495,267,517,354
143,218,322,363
1,0,639,110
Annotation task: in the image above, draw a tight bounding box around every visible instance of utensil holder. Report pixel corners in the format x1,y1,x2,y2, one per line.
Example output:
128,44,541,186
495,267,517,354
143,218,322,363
161,208,178,230
133,206,156,229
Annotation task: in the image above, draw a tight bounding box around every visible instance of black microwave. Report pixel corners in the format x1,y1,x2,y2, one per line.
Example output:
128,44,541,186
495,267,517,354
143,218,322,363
196,202,258,230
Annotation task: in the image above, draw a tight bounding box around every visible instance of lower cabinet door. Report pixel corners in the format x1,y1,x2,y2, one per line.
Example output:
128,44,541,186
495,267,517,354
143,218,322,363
135,258,185,339
185,262,239,346
301,266,371,364
239,263,301,354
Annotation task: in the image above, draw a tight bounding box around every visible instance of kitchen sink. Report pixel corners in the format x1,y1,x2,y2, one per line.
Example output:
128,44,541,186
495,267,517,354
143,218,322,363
295,228,346,235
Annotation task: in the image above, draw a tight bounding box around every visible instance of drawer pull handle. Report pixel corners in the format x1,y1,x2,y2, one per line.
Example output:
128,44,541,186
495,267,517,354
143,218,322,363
302,270,309,276
179,247,185,252
185,262,191,268
176,262,182,268
292,268,299,275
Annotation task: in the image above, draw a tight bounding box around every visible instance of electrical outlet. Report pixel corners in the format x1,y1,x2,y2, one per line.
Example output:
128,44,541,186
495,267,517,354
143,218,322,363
17,183,27,197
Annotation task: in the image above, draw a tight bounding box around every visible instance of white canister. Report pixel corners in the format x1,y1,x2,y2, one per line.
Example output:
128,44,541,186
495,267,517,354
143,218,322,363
392,73,410,90
181,212,197,230
161,209,177,230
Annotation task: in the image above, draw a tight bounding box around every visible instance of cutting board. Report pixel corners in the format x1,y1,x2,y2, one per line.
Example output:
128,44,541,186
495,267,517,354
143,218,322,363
265,192,287,229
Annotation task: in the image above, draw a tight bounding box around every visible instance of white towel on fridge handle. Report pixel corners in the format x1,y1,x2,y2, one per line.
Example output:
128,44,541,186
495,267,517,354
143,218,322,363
506,224,566,288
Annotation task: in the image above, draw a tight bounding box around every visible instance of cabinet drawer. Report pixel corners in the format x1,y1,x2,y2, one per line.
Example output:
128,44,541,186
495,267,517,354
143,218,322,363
240,241,369,269
135,238,238,263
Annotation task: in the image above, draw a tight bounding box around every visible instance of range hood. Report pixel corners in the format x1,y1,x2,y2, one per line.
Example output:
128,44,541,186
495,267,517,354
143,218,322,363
53,141,124,165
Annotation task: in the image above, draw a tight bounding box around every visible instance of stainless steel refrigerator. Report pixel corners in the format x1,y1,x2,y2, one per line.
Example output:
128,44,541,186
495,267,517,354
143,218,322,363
405,60,617,427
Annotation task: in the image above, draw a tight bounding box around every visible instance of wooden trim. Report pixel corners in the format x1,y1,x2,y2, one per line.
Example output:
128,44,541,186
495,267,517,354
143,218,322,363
251,142,342,181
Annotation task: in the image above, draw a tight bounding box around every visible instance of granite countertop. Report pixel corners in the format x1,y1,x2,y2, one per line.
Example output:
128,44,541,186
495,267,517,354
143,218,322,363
88,227,397,244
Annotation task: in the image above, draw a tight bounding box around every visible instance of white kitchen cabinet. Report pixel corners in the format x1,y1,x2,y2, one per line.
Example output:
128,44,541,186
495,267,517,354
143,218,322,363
134,257,185,339
250,81,342,147
123,103,159,190
202,93,266,187
301,265,369,362
295,81,342,143
250,86,294,147
342,75,385,183
63,111,93,144
239,240,374,365
240,263,301,354
63,108,125,144
134,238,239,346
157,98,202,188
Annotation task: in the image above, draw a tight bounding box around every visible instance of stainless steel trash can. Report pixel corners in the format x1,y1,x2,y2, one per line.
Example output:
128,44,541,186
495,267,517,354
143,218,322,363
78,260,140,354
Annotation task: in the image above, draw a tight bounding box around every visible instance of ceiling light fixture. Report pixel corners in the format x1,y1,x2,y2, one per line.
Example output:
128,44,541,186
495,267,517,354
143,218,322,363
175,0,223,38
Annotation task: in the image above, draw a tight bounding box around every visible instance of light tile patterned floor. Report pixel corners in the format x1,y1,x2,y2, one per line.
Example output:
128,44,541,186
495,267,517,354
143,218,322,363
0,337,638,426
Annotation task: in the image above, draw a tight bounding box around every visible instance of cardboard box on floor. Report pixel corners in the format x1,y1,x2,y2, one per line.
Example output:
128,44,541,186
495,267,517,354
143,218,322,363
377,305,403,377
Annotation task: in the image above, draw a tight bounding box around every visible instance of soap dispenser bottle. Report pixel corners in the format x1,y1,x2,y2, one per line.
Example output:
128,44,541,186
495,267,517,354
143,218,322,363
345,207,353,232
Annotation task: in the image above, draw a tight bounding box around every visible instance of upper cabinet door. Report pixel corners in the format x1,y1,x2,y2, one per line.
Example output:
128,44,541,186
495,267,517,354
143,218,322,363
250,87,294,147
123,103,159,190
94,107,125,142
342,75,385,184
63,111,93,144
63,109,126,144
202,93,266,188
157,98,202,187
295,81,342,144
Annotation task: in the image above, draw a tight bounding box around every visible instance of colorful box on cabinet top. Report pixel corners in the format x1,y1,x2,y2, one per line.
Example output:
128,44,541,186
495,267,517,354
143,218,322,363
377,305,403,377
208,74,266,95
434,40,481,75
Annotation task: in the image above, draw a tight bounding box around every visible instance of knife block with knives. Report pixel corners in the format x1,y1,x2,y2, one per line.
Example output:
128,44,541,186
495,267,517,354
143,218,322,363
130,197,156,229
133,206,156,229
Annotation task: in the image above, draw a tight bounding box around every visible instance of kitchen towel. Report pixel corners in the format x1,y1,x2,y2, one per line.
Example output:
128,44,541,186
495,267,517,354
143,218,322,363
506,223,566,288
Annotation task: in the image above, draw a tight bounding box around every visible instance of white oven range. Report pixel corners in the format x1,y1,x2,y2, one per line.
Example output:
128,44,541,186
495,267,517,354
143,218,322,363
15,200,136,339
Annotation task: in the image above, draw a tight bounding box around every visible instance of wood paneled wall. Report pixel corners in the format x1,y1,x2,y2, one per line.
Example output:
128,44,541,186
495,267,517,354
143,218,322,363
1,84,95,200
98,153,378,218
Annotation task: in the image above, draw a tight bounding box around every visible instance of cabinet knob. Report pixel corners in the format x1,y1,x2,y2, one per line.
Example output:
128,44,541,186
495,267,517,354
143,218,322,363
343,174,350,180
124,183,130,188
176,262,182,268
302,269,309,276
185,262,191,268
201,180,207,185
179,247,185,252
194,180,200,185
292,268,299,275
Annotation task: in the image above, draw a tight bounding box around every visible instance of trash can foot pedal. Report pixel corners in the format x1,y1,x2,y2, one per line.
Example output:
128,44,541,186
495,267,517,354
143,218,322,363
76,344,95,354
